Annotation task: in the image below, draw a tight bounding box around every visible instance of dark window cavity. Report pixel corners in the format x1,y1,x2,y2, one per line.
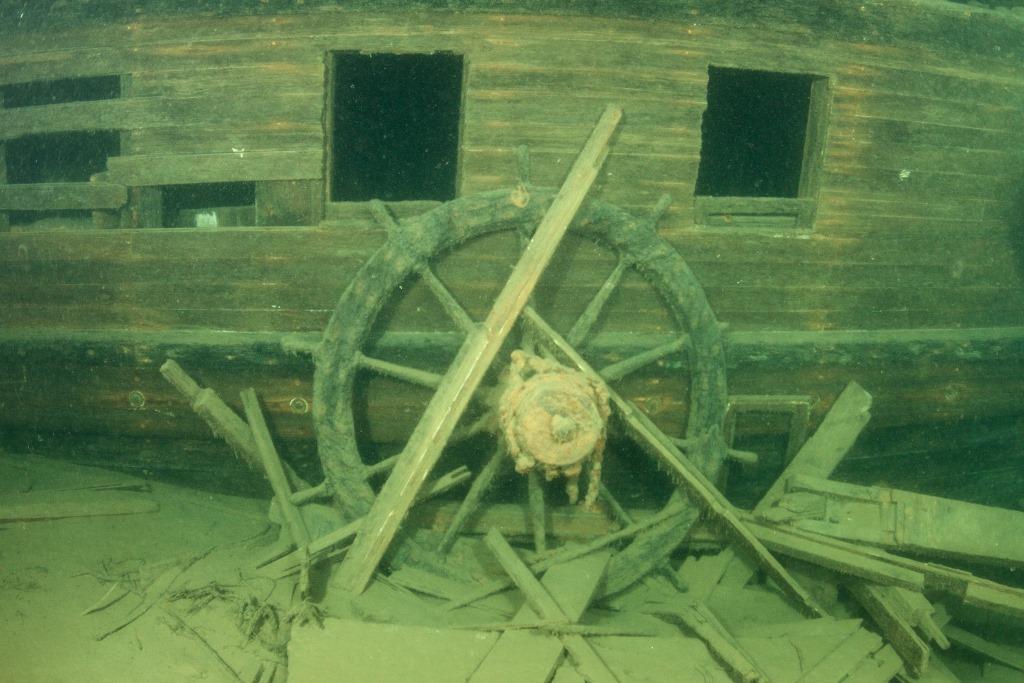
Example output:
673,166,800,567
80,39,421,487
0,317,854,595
695,67,817,198
2,75,120,108
329,51,463,202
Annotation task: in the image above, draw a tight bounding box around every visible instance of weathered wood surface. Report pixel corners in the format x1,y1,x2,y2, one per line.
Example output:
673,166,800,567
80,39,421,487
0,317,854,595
483,531,619,683
943,625,1024,674
847,581,931,676
240,387,310,549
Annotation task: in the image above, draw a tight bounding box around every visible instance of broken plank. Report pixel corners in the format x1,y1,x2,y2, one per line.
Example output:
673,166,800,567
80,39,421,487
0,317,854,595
786,474,1024,567
261,466,471,578
161,359,309,490
471,544,615,683
677,551,738,602
848,580,931,676
742,516,926,590
755,380,872,514
241,387,310,548
643,595,767,683
743,516,1024,623
447,503,689,610
484,529,618,683
889,587,949,649
334,105,622,595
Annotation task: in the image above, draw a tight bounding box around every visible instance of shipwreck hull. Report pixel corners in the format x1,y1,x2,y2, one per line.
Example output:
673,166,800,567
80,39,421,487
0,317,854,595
0,1,1023,504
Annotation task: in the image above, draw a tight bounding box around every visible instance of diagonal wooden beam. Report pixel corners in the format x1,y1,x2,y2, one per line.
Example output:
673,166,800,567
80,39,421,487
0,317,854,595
333,105,623,595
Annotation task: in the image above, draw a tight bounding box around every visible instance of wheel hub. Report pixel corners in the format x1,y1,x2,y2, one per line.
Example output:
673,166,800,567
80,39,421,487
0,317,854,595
499,350,610,478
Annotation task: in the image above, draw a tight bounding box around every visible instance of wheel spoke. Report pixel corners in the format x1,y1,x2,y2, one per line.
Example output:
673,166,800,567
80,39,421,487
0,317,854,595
418,265,477,335
449,409,496,444
598,483,633,527
527,469,547,553
439,443,510,553
566,256,628,348
598,336,689,383
355,352,442,389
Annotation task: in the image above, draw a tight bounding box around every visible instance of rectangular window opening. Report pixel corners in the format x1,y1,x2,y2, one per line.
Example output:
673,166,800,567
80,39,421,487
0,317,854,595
2,75,120,108
2,75,122,229
162,182,256,228
329,51,463,203
5,131,121,227
694,66,829,230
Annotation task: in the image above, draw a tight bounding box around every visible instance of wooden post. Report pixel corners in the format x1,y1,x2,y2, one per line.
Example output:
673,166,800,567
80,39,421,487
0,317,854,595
333,105,622,595
160,359,310,490
241,388,310,549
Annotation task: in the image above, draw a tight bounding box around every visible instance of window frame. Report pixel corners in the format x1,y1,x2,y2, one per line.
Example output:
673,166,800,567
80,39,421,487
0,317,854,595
694,67,832,232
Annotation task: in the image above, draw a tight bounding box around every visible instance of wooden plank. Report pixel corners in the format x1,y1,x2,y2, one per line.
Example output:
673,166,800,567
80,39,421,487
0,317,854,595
0,182,126,210
848,580,931,676
796,628,889,683
0,92,7,230
333,105,621,595
740,518,927,591
255,179,323,226
944,625,1024,674
240,387,310,547
642,594,767,683
0,95,305,140
262,466,472,578
786,475,1024,566
845,644,905,683
98,150,322,185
